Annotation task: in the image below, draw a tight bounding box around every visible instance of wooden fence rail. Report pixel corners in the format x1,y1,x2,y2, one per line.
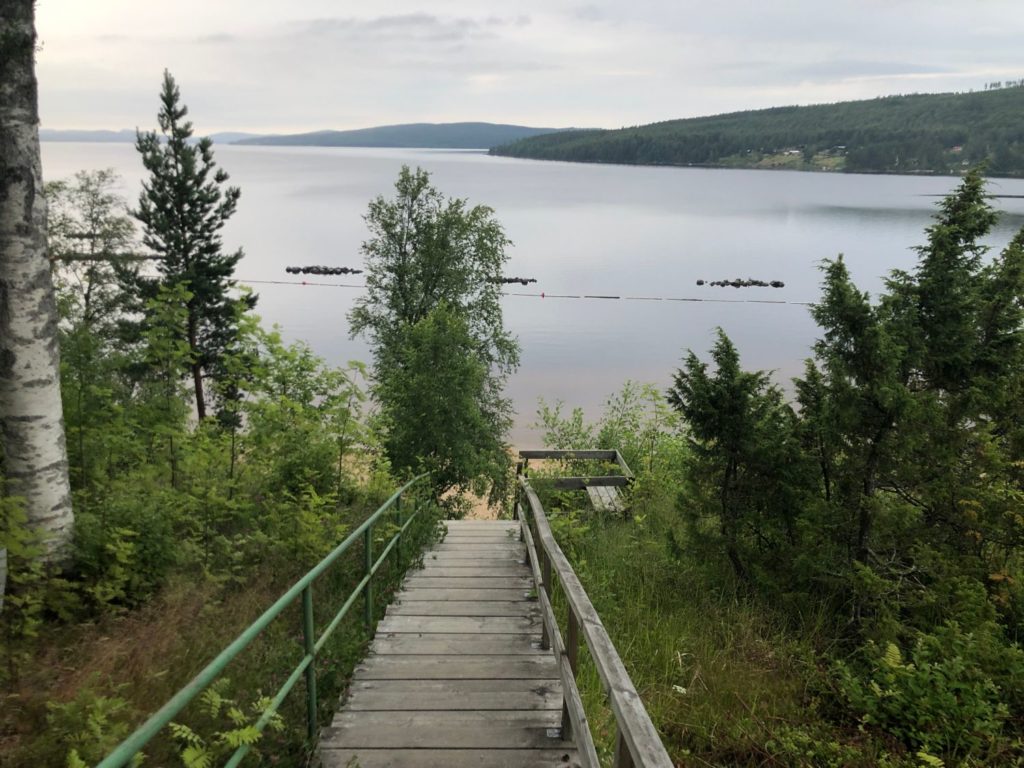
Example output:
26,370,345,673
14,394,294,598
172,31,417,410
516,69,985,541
516,469,673,768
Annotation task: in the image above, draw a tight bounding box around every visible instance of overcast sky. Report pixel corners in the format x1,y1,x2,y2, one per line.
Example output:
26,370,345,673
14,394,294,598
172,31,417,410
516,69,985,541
36,0,1024,134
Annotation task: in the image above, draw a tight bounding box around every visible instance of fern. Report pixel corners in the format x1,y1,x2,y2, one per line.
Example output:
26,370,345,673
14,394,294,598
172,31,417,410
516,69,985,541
883,642,903,669
181,744,212,768
169,722,203,746
917,751,945,767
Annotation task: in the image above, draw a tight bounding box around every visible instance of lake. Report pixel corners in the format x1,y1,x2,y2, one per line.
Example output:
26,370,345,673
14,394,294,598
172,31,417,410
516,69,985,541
40,143,1024,445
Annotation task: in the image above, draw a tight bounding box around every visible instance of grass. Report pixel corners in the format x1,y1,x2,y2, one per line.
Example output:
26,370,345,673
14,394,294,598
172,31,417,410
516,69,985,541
533,483,875,767
2,500,441,767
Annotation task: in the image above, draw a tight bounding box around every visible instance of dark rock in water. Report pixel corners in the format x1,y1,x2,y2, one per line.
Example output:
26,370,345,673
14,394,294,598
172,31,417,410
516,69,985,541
696,279,705,286
770,280,785,288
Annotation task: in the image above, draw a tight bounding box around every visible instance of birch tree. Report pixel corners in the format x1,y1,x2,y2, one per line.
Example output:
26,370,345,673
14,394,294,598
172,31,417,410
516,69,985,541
0,0,74,561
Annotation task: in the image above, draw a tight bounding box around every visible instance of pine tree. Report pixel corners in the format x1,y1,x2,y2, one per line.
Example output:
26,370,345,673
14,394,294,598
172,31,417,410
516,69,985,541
133,70,255,420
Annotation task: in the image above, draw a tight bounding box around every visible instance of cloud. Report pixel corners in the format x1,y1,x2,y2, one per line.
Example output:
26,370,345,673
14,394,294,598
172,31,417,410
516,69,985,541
35,0,1024,132
291,14,497,44
195,33,236,44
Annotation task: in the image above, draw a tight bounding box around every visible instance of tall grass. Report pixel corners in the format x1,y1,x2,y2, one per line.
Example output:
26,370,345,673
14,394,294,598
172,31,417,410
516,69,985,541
534,483,878,767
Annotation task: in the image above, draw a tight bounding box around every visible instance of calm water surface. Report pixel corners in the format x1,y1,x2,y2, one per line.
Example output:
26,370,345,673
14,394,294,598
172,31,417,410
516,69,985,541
41,144,1024,444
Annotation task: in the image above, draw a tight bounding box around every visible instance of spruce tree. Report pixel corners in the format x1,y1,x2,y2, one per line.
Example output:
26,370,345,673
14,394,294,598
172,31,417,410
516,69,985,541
133,70,255,420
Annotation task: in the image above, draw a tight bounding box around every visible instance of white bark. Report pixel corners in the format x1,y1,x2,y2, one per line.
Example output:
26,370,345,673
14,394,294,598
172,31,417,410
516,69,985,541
0,1,74,562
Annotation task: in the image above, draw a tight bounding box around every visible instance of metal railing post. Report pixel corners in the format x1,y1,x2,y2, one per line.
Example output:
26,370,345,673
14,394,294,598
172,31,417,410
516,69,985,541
395,492,403,567
301,586,317,742
363,524,373,630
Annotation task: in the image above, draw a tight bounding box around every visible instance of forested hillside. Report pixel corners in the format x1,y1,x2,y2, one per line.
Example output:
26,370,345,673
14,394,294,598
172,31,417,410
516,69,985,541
492,84,1024,176
235,122,565,149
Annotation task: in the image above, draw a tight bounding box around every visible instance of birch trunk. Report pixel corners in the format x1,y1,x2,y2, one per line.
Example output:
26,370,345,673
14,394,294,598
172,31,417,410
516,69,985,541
0,1,74,567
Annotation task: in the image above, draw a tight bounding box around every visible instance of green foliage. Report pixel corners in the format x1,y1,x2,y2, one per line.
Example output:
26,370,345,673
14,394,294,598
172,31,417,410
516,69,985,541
376,303,511,507
46,685,142,767
653,169,1024,762
350,166,519,505
493,86,1024,177
668,330,807,583
0,489,47,681
764,725,866,768
168,679,284,767
836,622,1024,761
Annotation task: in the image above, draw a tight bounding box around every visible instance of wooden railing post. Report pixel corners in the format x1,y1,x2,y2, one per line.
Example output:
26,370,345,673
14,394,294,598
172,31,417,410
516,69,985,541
561,609,580,737
363,524,373,630
614,728,635,768
301,586,317,742
540,549,552,651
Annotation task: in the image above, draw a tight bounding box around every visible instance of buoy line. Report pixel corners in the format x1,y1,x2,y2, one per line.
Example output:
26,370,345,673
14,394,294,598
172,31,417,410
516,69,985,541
237,279,816,306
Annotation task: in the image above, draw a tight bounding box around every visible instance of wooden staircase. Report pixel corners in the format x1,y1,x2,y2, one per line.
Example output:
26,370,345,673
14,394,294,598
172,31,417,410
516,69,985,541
319,519,581,767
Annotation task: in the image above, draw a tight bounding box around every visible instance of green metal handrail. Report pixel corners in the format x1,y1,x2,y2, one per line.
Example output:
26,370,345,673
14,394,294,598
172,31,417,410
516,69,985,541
97,473,432,768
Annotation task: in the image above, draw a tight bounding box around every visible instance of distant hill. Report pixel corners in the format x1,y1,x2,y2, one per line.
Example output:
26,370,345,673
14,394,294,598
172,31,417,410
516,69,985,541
491,86,1024,177
40,129,260,144
234,122,567,149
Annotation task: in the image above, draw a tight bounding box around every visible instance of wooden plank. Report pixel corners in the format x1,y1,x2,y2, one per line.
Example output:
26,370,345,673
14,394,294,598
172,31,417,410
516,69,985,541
370,633,543,655
548,476,630,490
376,615,540,635
354,655,557,680
420,556,525,565
612,449,635,480
435,542,522,549
429,553,524,561
333,709,562,726
399,588,532,601
344,679,563,710
402,577,531,589
388,601,536,617
438,536,519,542
518,450,617,460
586,486,611,513
321,722,571,750
347,678,562,695
414,565,528,577
434,541,522,548
422,556,524,566
344,689,560,711
321,749,582,768
587,485,625,514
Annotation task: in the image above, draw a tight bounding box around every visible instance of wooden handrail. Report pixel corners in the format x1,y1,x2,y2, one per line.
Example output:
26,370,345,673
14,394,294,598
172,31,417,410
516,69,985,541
516,473,673,768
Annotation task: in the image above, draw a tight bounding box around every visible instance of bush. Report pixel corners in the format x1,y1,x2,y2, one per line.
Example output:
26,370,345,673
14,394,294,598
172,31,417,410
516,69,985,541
835,621,1024,762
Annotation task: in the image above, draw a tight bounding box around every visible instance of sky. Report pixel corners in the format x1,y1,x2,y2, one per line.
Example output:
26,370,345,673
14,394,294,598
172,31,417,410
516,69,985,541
35,0,1024,134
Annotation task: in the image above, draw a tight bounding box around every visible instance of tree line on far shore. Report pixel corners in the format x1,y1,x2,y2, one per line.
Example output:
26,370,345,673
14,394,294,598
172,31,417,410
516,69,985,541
493,85,1024,177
